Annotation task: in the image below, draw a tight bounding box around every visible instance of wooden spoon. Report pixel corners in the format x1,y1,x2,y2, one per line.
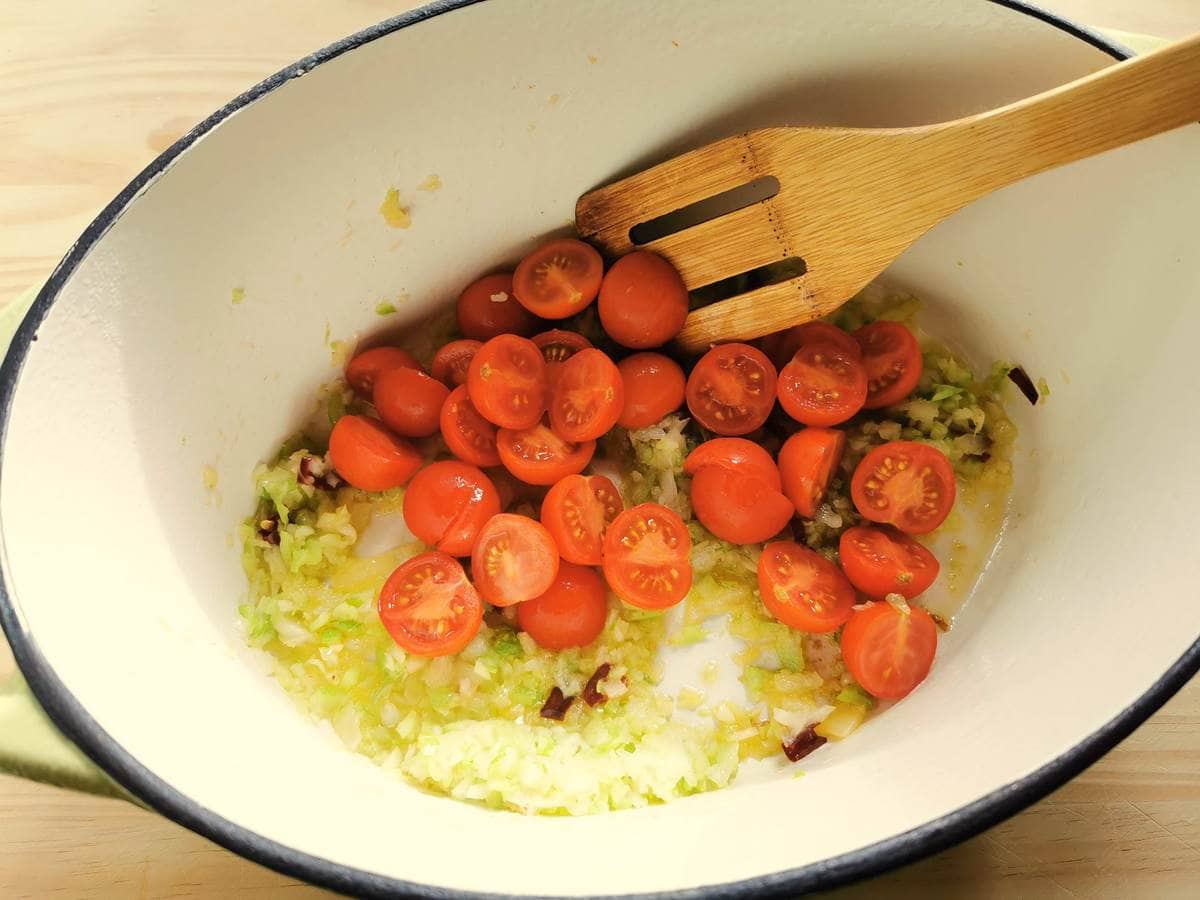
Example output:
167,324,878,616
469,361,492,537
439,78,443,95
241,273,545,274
576,34,1200,353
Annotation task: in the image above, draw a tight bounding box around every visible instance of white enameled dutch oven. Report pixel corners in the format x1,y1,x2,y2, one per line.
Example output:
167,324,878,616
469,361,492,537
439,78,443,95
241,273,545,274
1,1,1198,896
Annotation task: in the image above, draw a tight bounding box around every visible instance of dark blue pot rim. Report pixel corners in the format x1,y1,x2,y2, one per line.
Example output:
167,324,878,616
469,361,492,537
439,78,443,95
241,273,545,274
1,3,1184,899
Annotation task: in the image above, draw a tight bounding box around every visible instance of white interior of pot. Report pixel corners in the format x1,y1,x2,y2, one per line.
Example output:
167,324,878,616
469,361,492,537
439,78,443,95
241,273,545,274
3,1,1199,895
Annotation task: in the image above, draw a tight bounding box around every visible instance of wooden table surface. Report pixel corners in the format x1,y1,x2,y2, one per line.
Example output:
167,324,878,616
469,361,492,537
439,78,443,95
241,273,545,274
2,1,1199,897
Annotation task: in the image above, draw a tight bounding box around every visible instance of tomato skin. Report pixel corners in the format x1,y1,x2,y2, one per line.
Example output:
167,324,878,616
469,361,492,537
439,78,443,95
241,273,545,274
512,238,603,319
778,427,846,518
841,601,938,699
517,562,608,650
346,346,421,398
497,422,595,485
597,251,689,349
467,334,548,430
760,321,861,369
839,525,940,600
685,343,778,436
457,272,539,341
532,329,592,372
855,321,923,409
402,461,500,556
431,339,483,387
373,366,451,438
540,474,623,565
548,348,625,442
757,541,856,633
690,466,794,544
683,437,781,490
851,441,956,535
440,385,501,467
328,415,422,492
378,551,483,657
777,342,868,426
602,503,692,610
616,352,686,429
470,514,560,607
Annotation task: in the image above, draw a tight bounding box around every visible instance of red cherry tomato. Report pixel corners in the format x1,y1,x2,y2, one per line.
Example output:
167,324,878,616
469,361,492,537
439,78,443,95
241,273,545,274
512,239,603,319
777,342,868,426
470,514,560,607
457,272,539,341
378,551,483,657
602,503,692,610
841,601,938,699
497,422,595,486
851,441,956,535
690,466,793,545
855,321,924,409
431,339,483,387
517,562,608,650
373,367,450,438
440,385,501,468
778,427,846,518
757,541,855,633
839,525,940,600
532,329,592,373
683,437,781,490
760,321,860,369
328,415,422,492
597,251,689,348
402,461,501,556
548,348,625,442
616,352,686,429
345,346,421,398
685,343,777,436
467,334,548,429
540,474,624,565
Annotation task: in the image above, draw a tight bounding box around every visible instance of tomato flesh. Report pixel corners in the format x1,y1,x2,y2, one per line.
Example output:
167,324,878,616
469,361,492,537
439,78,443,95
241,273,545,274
402,461,500,556
855,321,923,409
549,348,625,441
597,251,689,349
497,422,595,486
378,551,483,657
603,503,692,610
761,321,860,369
540,474,624,565
685,343,777,436
778,427,846,518
839,525,939,599
512,238,603,319
457,272,538,341
328,415,422,492
467,334,548,429
431,339,483,387
841,601,938,699
373,366,450,438
470,514,560,607
616,352,686,429
440,385,501,467
346,346,421,398
778,342,868,427
757,541,855,633
683,437,781,490
851,441,956,535
517,562,608,650
690,466,793,545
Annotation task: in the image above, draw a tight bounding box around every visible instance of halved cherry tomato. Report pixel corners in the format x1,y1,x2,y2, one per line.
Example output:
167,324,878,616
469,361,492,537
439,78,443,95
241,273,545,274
855,321,923,409
685,343,777,436
548,348,625,442
691,466,793,544
839,525,940,600
440,385,501,467
402,461,500,556
467,334,547,429
778,428,846,518
431,339,483,387
457,272,539,341
345,346,421,398
540,474,623,565
532,329,592,372
616,352,685,429
512,238,603,319
470,513,560,606
597,251,689,349
373,367,450,438
778,342,868,426
760,321,861,369
841,601,938,699
517,562,608,650
603,503,692,610
683,437,781,489
497,422,595,486
758,541,856,633
328,414,422,492
378,551,483,657
851,441,955,535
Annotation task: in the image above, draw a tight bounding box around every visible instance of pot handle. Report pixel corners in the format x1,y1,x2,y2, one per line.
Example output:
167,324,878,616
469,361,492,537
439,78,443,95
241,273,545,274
0,669,127,798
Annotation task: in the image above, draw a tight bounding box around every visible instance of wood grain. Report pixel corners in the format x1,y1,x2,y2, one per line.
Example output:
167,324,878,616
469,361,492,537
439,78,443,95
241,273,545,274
2,2,1199,898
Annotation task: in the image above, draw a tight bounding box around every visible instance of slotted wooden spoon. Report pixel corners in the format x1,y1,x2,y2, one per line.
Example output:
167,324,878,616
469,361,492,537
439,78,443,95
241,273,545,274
576,34,1200,353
